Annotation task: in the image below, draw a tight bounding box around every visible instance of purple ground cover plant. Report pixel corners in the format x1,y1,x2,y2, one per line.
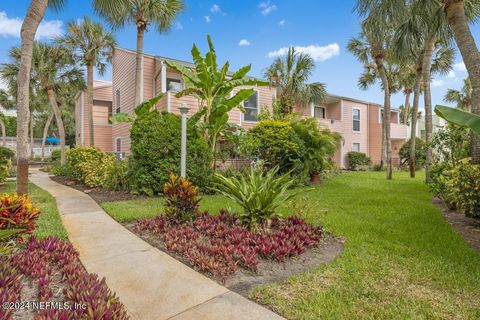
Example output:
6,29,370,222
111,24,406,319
0,236,129,320
134,210,322,278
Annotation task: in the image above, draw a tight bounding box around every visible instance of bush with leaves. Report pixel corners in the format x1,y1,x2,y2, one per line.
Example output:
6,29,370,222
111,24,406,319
347,151,371,170
433,159,480,218
163,175,201,223
399,138,427,168
0,147,14,184
289,117,341,175
129,111,212,195
431,124,470,167
61,147,127,190
240,119,305,173
211,166,300,227
51,149,61,162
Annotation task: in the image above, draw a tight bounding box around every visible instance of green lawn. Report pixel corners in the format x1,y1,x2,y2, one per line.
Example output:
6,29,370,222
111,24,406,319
101,171,480,319
2,182,68,239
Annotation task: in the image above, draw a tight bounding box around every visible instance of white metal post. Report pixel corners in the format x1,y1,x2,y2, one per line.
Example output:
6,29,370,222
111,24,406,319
179,103,189,178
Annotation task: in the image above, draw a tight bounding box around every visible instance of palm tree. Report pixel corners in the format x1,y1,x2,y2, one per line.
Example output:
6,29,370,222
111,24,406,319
93,0,184,106
348,11,397,179
0,89,14,147
264,47,326,116
398,66,417,125
444,78,472,111
442,0,480,163
356,0,453,181
15,0,58,193
58,17,116,147
7,43,84,165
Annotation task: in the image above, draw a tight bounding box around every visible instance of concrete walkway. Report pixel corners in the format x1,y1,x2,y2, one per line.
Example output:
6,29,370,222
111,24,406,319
30,169,284,320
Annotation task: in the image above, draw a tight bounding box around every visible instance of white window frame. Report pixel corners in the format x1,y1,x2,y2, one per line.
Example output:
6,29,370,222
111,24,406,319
115,137,122,152
352,142,360,152
115,89,121,114
166,78,183,92
352,107,361,132
314,105,326,119
242,90,260,123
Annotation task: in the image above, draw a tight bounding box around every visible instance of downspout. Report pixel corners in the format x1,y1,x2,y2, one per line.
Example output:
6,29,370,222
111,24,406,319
367,103,370,157
340,99,345,168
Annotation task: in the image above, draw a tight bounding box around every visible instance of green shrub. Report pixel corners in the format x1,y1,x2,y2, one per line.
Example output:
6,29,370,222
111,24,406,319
347,151,371,170
399,138,427,168
64,147,127,190
443,159,480,218
289,117,341,175
240,119,304,173
0,147,14,162
211,166,300,227
50,163,71,176
129,111,212,195
51,149,61,162
163,175,201,223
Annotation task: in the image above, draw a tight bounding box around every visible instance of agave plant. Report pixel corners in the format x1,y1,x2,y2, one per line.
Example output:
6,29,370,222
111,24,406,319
211,166,301,227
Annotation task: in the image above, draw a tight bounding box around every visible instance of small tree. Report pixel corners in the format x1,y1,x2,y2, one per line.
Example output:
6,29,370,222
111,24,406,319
165,36,268,169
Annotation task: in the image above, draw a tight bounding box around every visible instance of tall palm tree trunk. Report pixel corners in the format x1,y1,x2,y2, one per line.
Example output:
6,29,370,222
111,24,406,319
375,57,392,179
30,114,34,159
0,117,6,147
445,0,480,163
16,0,48,194
87,63,95,146
422,36,435,183
47,88,66,165
134,26,145,106
409,62,423,178
403,91,411,124
41,112,53,161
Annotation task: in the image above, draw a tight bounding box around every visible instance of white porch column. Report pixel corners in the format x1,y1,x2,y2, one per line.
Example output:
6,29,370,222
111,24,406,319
161,61,167,93
179,104,189,178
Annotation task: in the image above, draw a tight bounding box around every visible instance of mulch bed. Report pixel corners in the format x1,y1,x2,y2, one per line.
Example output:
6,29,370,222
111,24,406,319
127,212,344,297
433,197,480,253
49,175,150,204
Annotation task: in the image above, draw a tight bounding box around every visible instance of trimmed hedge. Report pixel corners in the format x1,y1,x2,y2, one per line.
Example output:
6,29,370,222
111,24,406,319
347,151,371,170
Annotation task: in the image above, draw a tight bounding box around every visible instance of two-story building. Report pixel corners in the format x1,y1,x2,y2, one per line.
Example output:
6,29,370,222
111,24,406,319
75,47,409,169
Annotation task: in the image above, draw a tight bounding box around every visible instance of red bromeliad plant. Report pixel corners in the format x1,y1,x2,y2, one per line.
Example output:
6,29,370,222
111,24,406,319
0,193,40,235
163,175,201,223
0,237,129,320
134,210,322,279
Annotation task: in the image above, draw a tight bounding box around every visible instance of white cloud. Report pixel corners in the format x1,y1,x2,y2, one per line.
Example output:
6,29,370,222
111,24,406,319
0,11,63,39
238,39,250,47
210,4,222,13
259,1,277,15
446,70,456,79
453,61,467,72
278,20,285,27
174,21,183,30
431,79,446,87
268,43,340,62
204,16,211,23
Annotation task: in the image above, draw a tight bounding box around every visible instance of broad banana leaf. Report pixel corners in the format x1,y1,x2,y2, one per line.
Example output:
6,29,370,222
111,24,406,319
435,105,480,136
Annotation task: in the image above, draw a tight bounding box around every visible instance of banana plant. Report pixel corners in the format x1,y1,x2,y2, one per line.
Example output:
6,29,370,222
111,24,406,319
435,105,480,136
109,94,163,124
165,36,269,169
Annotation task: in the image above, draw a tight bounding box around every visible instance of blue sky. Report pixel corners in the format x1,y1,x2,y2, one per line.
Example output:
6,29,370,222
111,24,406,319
0,0,478,109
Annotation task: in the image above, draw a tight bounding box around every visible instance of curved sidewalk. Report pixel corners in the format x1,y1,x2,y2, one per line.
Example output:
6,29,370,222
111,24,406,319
30,169,284,320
